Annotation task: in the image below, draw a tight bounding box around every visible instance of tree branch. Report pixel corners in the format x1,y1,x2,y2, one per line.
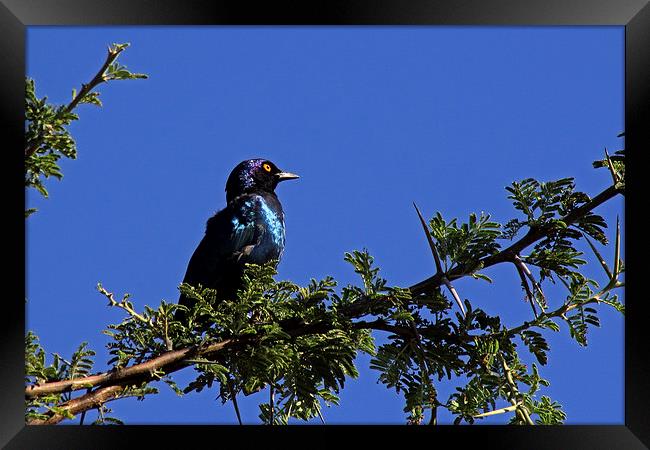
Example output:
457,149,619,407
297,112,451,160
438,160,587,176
339,185,620,322
26,338,237,400
408,184,620,296
502,281,621,340
29,385,126,425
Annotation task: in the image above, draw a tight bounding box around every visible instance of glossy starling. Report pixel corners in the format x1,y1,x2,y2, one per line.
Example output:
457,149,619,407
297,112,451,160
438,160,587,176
176,159,299,322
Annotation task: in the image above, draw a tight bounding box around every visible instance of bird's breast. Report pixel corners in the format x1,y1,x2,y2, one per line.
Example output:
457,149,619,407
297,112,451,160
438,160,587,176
258,199,286,249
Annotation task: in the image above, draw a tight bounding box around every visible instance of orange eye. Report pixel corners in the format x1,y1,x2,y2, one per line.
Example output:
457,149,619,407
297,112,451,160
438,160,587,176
263,163,272,172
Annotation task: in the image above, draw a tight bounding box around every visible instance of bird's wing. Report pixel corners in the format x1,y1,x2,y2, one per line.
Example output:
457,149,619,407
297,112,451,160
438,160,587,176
181,195,264,288
224,195,267,261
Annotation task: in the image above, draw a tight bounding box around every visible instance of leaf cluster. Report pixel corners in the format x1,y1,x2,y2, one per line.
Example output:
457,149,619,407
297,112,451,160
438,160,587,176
25,332,96,422
24,78,79,205
504,176,611,284
428,212,502,273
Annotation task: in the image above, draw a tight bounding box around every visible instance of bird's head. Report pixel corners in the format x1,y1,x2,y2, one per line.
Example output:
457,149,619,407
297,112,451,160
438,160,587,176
225,159,299,202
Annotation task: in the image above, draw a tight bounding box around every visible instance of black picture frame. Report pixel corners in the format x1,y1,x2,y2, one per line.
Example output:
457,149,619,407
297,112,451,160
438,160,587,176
3,1,647,448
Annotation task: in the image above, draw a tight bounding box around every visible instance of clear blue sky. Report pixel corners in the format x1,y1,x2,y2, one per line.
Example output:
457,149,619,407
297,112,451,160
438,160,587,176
26,26,624,425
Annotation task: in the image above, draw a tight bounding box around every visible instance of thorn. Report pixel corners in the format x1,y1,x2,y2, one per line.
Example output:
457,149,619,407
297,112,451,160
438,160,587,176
442,277,466,318
413,202,443,274
581,231,612,279
227,379,242,425
316,407,326,424
513,259,538,318
513,255,546,311
613,215,621,277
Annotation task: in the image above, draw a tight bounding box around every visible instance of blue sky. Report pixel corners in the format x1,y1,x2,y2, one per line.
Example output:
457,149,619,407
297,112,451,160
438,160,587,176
26,26,624,424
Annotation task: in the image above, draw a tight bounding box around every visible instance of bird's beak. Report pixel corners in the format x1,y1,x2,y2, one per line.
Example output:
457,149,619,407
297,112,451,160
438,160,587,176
276,171,300,181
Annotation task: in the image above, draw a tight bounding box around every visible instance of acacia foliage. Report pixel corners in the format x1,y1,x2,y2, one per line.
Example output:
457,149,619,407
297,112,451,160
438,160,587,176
24,44,625,426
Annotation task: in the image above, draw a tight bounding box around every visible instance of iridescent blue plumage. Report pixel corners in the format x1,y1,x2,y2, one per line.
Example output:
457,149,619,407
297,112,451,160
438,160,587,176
177,159,298,321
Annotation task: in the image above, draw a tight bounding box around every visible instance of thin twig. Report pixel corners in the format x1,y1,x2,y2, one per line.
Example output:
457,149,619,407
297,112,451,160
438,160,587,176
474,403,520,418
97,284,150,324
500,356,534,425
504,277,624,339
162,312,173,351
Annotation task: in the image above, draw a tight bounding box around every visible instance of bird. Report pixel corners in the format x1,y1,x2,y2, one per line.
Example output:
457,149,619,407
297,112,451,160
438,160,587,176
176,159,299,323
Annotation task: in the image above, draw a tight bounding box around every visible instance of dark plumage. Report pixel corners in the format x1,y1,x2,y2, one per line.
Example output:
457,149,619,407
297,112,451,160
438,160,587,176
176,159,299,322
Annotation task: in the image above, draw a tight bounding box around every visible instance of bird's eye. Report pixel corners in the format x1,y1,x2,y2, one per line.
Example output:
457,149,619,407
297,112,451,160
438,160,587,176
263,163,272,172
